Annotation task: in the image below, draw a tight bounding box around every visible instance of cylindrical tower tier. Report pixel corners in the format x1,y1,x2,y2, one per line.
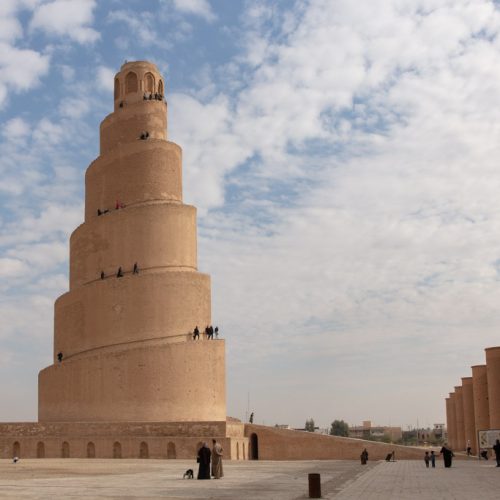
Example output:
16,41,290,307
70,203,198,288
486,346,500,428
38,60,225,423
448,392,457,449
55,271,211,361
39,340,226,422
461,377,476,454
85,140,182,221
472,364,490,451
100,101,167,155
454,385,465,451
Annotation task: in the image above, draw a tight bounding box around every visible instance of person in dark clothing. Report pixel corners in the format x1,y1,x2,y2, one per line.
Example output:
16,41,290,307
57,352,63,363
214,326,219,338
493,439,500,467
205,326,210,339
207,325,214,339
424,451,430,468
360,449,368,465
133,262,139,274
440,444,454,467
480,449,489,460
197,443,211,479
249,412,254,423
430,450,436,468
100,271,105,280
193,326,200,340
97,209,102,216
117,267,123,278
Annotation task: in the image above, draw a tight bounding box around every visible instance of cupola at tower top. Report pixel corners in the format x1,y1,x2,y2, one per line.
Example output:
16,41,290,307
114,60,165,110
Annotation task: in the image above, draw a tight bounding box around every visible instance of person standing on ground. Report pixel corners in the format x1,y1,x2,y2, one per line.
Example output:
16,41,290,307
424,451,430,468
360,449,368,465
466,440,472,456
197,442,211,479
211,439,224,479
493,439,500,467
430,450,436,468
440,444,454,468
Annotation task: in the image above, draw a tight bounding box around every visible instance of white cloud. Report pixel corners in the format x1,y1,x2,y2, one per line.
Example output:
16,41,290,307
96,65,114,92
167,0,500,426
32,118,64,145
169,93,252,211
0,0,40,42
107,10,171,49
171,0,216,22
30,0,100,44
2,117,31,140
0,42,50,108
59,97,90,118
0,258,29,278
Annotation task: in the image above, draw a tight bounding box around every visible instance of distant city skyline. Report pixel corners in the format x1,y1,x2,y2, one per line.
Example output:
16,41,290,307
2,0,500,430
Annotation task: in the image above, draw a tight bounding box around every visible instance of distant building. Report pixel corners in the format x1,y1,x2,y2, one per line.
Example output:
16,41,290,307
433,423,446,439
349,420,402,441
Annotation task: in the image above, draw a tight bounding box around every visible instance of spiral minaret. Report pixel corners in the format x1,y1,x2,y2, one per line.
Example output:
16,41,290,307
38,61,226,423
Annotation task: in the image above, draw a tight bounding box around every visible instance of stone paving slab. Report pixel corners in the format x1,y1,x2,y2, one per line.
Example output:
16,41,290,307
0,459,367,499
1,458,499,499
332,459,500,500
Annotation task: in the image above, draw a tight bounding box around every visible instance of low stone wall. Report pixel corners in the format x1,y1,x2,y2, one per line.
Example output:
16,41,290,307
244,424,436,460
1,420,447,461
0,421,248,460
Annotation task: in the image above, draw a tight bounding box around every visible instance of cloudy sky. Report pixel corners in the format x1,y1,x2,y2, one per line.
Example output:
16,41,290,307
1,0,500,431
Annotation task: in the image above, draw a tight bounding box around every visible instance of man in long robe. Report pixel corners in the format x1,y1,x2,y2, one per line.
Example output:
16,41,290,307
493,439,500,467
197,443,211,479
211,439,223,479
439,444,453,467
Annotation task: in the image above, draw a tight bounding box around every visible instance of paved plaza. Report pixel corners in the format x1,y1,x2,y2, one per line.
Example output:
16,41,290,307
1,458,500,499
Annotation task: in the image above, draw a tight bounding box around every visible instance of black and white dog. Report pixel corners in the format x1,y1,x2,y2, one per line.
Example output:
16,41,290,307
183,469,194,479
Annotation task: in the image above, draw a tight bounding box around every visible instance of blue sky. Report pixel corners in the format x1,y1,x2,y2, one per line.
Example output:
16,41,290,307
2,0,500,431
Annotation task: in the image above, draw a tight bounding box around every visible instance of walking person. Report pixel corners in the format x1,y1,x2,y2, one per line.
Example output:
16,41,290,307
211,439,224,479
197,442,211,479
430,450,436,468
360,448,368,465
493,439,500,467
193,326,200,340
440,443,454,468
424,451,430,468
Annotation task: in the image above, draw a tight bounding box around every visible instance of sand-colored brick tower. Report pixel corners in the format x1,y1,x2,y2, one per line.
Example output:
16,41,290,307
38,61,226,423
